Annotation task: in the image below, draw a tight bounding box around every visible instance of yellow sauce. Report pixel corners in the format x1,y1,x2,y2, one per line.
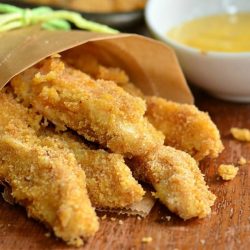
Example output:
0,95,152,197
167,12,250,53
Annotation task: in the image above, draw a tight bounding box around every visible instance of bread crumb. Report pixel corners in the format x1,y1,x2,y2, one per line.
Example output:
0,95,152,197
41,117,49,127
165,216,171,221
110,217,116,221
142,237,152,243
24,176,32,181
118,220,123,225
151,191,156,197
101,214,107,220
200,239,206,245
137,216,142,221
51,54,61,58
231,128,250,142
45,232,51,237
218,164,239,181
230,208,234,217
238,156,247,165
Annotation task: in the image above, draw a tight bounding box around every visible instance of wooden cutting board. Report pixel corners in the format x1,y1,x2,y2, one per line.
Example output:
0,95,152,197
0,91,249,250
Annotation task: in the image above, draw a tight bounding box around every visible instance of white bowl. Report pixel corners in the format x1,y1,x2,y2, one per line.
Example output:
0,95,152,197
146,0,250,102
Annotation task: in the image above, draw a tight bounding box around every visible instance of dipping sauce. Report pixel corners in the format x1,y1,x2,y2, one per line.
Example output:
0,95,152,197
167,12,250,53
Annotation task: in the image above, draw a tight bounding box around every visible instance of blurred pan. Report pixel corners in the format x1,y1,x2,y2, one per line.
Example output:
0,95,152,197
0,0,144,29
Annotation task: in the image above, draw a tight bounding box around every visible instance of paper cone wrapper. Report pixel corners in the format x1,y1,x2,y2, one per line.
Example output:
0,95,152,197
0,26,193,103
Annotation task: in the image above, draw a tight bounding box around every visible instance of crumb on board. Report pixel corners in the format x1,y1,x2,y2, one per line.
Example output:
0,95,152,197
101,214,107,220
137,216,142,221
165,216,171,221
45,232,51,238
200,239,206,245
141,237,153,243
118,220,123,225
230,208,234,217
51,54,61,58
218,164,239,181
110,217,116,221
151,191,156,197
238,156,247,165
230,128,250,142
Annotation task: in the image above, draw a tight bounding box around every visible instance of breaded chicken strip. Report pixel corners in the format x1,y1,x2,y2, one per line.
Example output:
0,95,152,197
146,97,224,161
63,51,223,161
40,131,145,208
11,57,164,157
129,145,216,220
0,91,99,246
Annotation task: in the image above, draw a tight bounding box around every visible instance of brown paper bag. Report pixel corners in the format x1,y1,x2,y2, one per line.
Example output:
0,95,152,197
0,26,193,216
0,26,193,103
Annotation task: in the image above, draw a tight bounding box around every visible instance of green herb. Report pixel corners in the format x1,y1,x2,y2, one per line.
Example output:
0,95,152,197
0,3,118,33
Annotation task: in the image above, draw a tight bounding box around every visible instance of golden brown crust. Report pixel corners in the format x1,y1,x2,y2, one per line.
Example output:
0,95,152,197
63,49,145,98
41,130,145,208
11,56,217,220
130,146,216,220
146,97,224,161
0,91,99,246
11,57,164,156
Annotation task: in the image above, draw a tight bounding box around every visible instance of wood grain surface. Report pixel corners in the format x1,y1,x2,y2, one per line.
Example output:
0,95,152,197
0,90,249,250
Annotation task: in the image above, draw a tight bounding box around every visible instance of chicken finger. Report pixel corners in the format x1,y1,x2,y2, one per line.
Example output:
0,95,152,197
0,90,99,246
146,97,224,161
129,145,216,220
40,130,145,208
11,57,164,157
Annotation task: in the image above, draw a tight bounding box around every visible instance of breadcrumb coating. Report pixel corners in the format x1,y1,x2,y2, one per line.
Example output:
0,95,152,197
218,164,239,181
3,87,144,209
63,49,145,98
0,91,99,246
11,57,164,157
231,128,250,142
130,146,216,220
64,51,223,161
146,97,224,161
97,66,145,98
40,131,145,208
11,56,217,219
